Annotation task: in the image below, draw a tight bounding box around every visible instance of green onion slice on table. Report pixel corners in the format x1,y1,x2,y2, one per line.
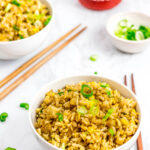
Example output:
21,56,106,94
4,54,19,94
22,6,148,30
102,108,114,121
77,106,88,116
94,72,98,75
90,54,99,61
81,84,93,98
5,147,16,150
20,103,29,110
0,112,8,122
56,113,63,121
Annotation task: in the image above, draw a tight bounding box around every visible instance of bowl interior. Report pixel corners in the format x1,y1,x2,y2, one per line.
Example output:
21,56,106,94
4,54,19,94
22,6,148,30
30,75,141,150
107,12,150,36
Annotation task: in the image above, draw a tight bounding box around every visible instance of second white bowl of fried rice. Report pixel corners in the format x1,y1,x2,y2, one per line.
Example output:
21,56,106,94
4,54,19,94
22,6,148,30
0,0,54,59
29,75,141,150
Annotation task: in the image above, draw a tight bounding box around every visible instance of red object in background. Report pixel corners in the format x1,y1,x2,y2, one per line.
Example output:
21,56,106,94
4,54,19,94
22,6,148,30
79,0,121,10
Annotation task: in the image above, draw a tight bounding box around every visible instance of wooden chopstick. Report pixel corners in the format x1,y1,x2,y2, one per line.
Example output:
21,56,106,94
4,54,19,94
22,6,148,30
0,24,81,88
124,74,143,150
131,74,143,150
0,26,87,101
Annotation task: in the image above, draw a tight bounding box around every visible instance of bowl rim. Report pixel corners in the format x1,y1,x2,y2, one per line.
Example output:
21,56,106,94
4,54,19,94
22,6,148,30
29,75,142,150
0,0,54,45
106,11,150,44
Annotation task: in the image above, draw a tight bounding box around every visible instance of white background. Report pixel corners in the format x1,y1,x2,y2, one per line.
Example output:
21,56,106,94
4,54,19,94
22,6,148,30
0,0,150,149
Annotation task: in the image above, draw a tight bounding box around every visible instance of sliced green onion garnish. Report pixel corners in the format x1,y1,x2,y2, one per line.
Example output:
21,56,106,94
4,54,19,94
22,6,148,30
11,0,21,7
77,106,88,116
58,92,64,96
102,108,114,121
20,103,29,110
90,54,99,61
5,147,16,150
13,25,19,31
100,82,109,88
136,31,144,41
119,19,128,27
36,14,44,20
105,89,111,97
56,113,63,121
115,19,150,41
94,72,98,75
139,25,150,39
5,4,12,12
60,143,65,150
44,16,52,26
89,105,99,116
81,84,93,98
108,128,115,136
68,89,72,92
19,34,24,39
0,112,8,122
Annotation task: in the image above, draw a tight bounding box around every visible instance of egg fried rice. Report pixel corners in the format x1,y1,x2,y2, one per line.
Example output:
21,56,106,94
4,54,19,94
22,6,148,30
0,0,52,41
35,81,139,150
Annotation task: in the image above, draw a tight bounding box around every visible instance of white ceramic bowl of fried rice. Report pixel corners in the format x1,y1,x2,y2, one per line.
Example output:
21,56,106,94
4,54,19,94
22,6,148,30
0,0,54,60
29,75,141,150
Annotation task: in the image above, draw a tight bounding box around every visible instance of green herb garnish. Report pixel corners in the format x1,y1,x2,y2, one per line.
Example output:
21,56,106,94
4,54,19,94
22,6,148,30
68,89,72,92
81,84,93,98
105,89,111,97
5,4,12,12
20,103,29,110
89,105,99,116
0,112,8,122
77,106,88,116
11,0,21,7
100,82,109,88
44,16,52,26
94,72,98,75
19,34,24,39
60,143,65,150
58,92,64,96
90,54,99,61
108,128,115,136
102,108,114,121
13,25,19,31
56,113,63,121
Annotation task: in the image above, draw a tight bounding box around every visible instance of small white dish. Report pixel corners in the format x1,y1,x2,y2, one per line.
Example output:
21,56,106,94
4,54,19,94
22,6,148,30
106,12,150,53
0,0,54,60
29,75,141,150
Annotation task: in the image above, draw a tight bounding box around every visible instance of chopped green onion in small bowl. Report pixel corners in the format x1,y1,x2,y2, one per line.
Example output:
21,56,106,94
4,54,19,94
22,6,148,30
115,19,150,41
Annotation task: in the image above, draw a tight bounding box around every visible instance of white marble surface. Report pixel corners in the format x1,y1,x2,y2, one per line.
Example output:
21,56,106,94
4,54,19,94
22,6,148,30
0,0,150,149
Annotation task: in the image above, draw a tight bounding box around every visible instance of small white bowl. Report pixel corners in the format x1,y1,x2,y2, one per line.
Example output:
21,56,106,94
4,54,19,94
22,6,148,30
106,12,150,53
29,75,141,150
0,0,54,60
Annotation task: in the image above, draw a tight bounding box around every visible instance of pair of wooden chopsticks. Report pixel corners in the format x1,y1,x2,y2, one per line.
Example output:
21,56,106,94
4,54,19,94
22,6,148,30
0,24,87,101
124,74,143,150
